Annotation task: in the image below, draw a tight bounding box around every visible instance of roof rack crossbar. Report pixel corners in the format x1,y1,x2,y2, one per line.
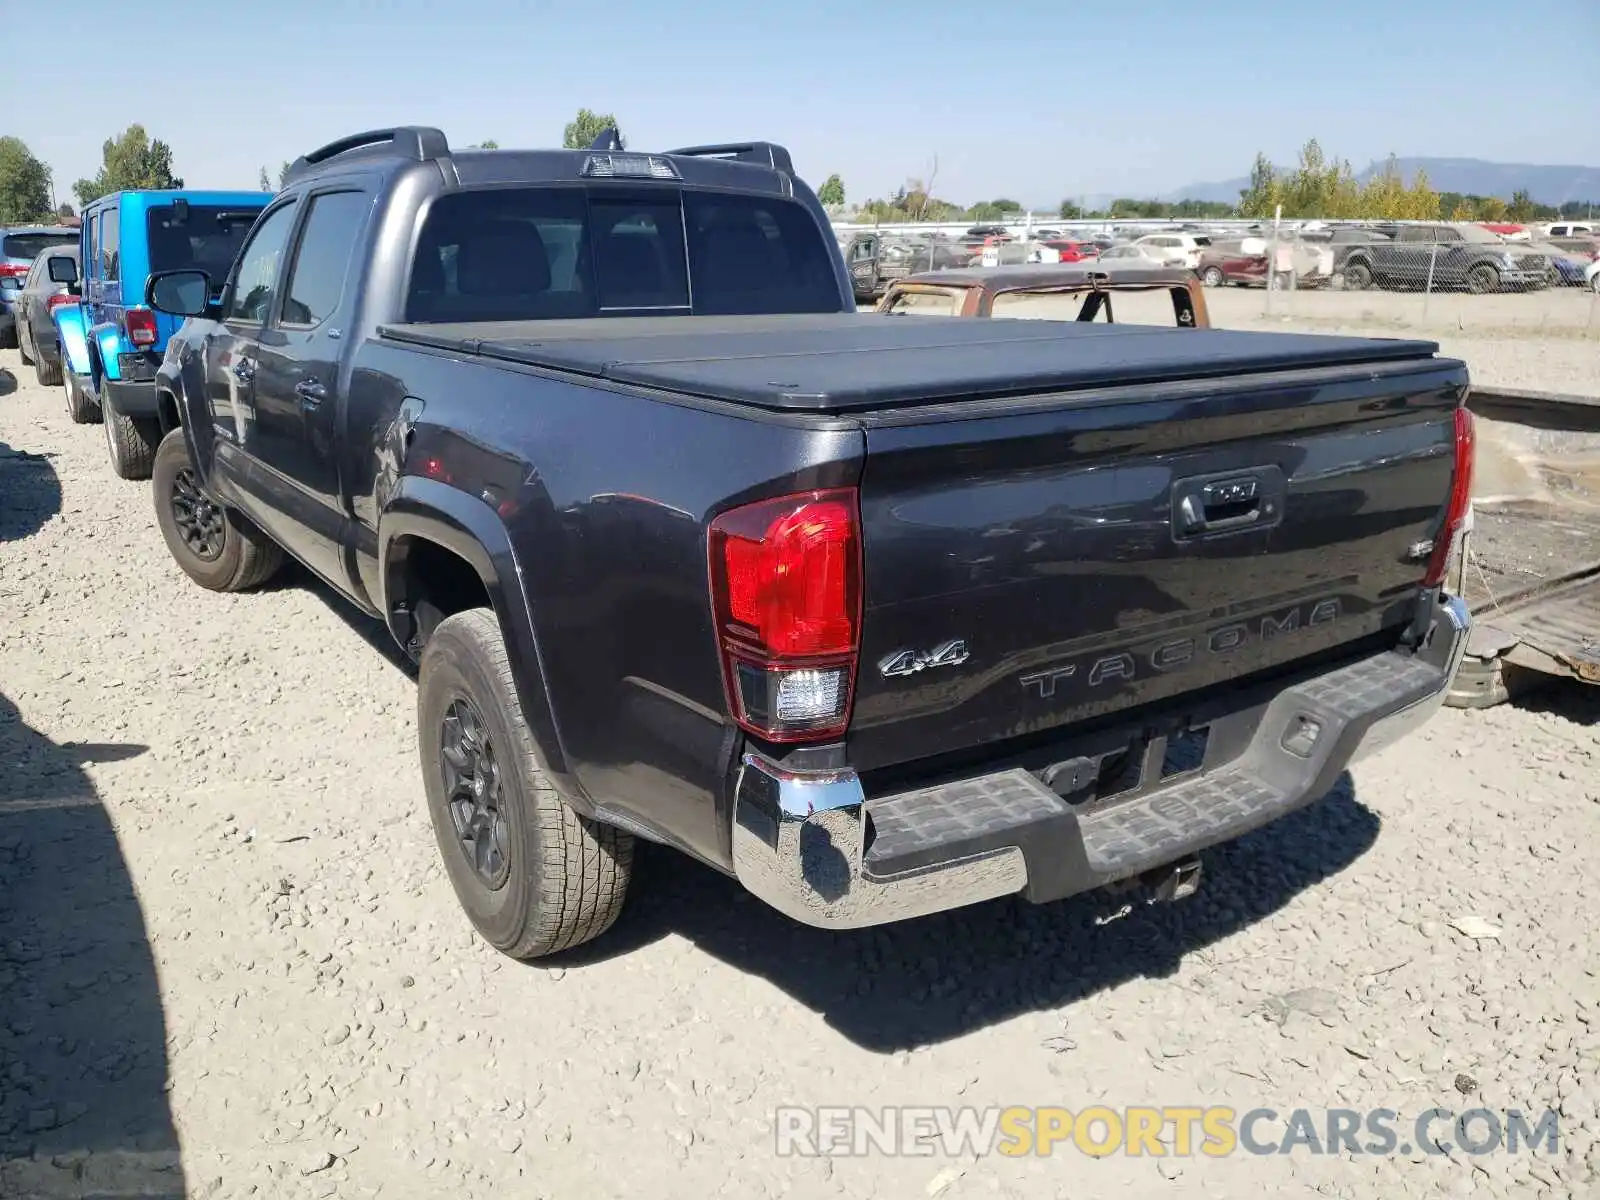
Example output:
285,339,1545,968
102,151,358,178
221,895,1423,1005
284,127,450,185
666,142,794,177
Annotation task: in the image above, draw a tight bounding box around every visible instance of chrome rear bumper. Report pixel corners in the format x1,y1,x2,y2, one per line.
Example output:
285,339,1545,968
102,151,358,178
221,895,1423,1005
730,593,1471,931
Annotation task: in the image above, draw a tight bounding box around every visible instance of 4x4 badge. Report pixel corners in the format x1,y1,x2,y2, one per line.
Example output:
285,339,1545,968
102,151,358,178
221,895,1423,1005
878,639,971,679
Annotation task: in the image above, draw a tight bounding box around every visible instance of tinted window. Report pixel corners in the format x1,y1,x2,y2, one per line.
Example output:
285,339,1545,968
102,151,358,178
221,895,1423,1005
102,207,120,280
225,202,298,323
147,205,265,278
281,191,369,327
83,218,98,279
2,232,77,259
405,185,841,323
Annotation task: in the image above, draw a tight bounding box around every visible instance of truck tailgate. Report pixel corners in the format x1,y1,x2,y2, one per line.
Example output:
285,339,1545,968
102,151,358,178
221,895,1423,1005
848,355,1468,773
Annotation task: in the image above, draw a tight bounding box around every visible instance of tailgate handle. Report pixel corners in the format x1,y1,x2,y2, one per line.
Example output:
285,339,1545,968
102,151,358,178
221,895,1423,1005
1173,470,1282,539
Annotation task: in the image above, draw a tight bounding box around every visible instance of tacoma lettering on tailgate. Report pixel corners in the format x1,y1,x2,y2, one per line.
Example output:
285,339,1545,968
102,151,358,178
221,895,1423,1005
1020,598,1342,700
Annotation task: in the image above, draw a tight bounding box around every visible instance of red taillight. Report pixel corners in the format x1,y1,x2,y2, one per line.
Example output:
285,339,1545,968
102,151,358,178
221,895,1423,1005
46,293,75,312
708,488,862,742
1423,406,1475,588
0,263,28,279
124,307,158,348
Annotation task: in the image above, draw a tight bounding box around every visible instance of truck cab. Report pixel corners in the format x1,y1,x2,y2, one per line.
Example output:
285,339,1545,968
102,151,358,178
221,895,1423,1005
50,189,270,477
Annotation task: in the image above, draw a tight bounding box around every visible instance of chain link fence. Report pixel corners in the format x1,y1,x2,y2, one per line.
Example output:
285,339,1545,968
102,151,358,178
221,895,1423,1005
1201,226,1599,342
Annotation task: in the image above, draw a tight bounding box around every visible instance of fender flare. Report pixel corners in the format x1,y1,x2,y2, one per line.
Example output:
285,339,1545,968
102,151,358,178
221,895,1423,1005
92,324,123,381
51,304,92,378
379,475,583,806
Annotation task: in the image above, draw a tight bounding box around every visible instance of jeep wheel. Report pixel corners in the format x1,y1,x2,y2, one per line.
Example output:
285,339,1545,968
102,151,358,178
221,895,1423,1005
1467,264,1500,295
1201,266,1224,287
104,404,161,480
1342,262,1372,291
17,330,32,366
419,608,634,959
35,351,62,388
63,372,100,424
151,429,283,591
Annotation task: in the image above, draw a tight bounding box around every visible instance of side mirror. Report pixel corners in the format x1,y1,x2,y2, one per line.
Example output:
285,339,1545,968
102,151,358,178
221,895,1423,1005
47,256,79,285
146,269,214,318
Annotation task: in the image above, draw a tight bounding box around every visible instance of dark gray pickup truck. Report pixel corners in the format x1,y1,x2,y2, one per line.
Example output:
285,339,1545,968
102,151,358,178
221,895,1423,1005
144,127,1475,958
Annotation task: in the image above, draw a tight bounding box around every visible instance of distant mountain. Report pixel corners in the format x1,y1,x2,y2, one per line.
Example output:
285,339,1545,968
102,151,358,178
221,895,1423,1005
1164,158,1600,206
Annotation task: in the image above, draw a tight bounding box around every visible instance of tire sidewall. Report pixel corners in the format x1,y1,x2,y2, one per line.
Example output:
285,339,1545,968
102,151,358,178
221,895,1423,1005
152,429,244,589
418,619,540,951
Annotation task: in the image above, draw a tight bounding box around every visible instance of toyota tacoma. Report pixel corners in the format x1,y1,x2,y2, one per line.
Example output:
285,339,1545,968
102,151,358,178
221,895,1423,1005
143,127,1476,957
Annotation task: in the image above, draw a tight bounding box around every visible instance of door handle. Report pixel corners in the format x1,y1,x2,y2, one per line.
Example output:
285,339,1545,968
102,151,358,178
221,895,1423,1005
295,379,327,407
232,359,255,382
1172,469,1285,541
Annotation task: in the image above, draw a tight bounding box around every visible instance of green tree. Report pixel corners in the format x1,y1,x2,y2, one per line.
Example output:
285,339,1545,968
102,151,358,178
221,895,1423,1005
563,109,622,150
1058,199,1082,220
1507,188,1534,222
258,165,272,192
470,139,500,150
817,173,845,208
73,125,182,208
56,203,76,222
1238,152,1284,219
278,161,292,188
0,137,54,224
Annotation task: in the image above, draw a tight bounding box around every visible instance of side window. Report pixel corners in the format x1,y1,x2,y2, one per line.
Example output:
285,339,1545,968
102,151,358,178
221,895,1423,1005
102,207,120,281
225,201,299,324
279,191,369,328
84,215,99,281
23,256,44,288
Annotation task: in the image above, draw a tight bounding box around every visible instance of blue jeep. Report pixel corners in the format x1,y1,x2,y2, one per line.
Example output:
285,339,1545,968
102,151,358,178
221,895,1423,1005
50,189,270,478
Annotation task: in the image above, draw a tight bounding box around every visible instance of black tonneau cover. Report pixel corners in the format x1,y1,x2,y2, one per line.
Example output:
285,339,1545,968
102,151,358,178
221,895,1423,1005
378,313,1442,413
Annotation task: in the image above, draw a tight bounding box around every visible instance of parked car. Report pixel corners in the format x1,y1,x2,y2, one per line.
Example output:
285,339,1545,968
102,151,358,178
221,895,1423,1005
1095,243,1170,268
1523,240,1594,286
144,126,1473,959
48,189,271,472
1588,258,1600,293
1197,237,1333,289
1133,233,1209,269
1339,224,1548,293
876,263,1209,327
1033,239,1097,263
0,224,78,347
842,232,964,302
1542,222,1596,239
14,245,79,386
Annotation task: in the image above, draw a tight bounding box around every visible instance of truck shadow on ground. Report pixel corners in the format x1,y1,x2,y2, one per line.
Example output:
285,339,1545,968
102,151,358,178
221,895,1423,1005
0,441,62,543
260,558,417,680
572,772,1379,1052
0,368,17,398
0,693,184,1199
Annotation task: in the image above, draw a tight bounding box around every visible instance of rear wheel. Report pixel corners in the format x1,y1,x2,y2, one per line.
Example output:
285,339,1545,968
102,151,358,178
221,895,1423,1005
17,327,32,366
151,428,283,591
419,608,634,959
1343,261,1372,291
104,404,161,480
1201,266,1224,287
63,372,100,424
35,349,62,388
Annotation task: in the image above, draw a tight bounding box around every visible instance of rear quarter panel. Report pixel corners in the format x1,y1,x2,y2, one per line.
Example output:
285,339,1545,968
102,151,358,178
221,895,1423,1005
347,342,866,868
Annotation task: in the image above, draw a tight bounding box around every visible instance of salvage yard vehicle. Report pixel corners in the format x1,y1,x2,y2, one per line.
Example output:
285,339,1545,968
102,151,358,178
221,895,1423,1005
14,246,78,386
144,126,1474,959
47,188,270,475
1447,388,1600,707
0,224,78,348
842,232,963,303
876,263,1210,327
1338,223,1550,293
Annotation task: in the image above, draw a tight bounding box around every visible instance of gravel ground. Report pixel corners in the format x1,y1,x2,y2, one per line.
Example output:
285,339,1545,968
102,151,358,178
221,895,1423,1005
1,345,1597,1200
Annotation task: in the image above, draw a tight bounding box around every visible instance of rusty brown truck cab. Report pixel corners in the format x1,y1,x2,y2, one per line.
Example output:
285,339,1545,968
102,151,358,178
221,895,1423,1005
875,263,1210,327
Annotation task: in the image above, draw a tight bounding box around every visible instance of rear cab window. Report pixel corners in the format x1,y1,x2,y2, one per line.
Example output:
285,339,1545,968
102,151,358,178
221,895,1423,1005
404,185,842,322
884,287,964,316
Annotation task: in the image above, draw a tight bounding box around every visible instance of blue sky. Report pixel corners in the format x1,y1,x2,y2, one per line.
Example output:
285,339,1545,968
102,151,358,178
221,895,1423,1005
21,0,1598,209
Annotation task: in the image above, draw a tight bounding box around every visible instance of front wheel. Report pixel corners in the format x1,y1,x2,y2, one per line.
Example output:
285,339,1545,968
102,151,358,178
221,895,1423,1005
1343,262,1372,291
151,428,283,591
419,608,634,959
1466,264,1501,295
1201,266,1224,287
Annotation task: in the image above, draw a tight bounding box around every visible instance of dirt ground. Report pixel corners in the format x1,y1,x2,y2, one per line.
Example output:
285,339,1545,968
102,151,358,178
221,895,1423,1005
1,341,1597,1200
